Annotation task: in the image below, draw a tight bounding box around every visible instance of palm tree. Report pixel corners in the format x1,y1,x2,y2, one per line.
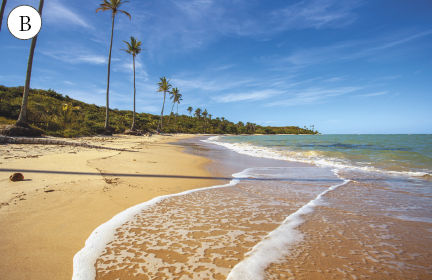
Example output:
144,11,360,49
202,109,208,133
96,0,131,135
3,0,45,136
156,77,172,132
174,93,183,132
120,36,143,132
0,0,7,33
167,87,179,129
195,108,202,120
187,106,193,118
207,114,212,133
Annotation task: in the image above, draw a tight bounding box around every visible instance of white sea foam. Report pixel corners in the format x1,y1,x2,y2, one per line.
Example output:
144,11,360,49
202,136,430,177
72,171,250,280
226,171,350,280
393,215,432,224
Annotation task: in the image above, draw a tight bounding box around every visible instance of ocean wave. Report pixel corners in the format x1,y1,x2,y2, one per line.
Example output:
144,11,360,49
202,136,431,178
227,169,350,280
72,170,249,280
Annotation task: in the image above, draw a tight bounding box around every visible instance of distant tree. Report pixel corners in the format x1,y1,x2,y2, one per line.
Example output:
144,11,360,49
187,106,193,118
156,77,172,132
0,0,7,33
167,87,179,129
195,108,202,120
174,93,183,132
202,109,208,132
120,36,143,131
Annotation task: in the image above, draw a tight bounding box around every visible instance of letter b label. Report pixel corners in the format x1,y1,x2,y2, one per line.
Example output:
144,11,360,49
20,16,31,31
8,5,42,40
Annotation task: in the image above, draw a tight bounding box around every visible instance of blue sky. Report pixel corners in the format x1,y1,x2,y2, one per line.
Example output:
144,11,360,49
1,0,431,134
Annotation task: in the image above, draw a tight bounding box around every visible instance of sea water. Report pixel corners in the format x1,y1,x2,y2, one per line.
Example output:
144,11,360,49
73,134,432,279
208,134,431,177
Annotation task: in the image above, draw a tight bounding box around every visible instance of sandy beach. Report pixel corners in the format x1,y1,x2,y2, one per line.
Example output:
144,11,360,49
2,134,431,280
0,134,221,280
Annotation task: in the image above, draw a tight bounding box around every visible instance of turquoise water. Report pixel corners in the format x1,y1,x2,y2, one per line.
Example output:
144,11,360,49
213,134,432,176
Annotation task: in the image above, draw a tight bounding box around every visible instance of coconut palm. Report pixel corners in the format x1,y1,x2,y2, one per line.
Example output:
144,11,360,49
96,0,131,135
167,87,179,129
208,114,212,133
202,109,208,133
120,36,143,132
4,0,44,136
187,106,193,118
0,0,7,33
174,93,183,132
156,77,172,132
195,108,202,120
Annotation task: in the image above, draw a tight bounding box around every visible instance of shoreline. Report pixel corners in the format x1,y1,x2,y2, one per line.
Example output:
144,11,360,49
2,134,430,279
86,135,432,279
0,134,221,280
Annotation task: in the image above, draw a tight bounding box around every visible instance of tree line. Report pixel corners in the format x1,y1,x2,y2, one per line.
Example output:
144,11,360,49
0,85,318,137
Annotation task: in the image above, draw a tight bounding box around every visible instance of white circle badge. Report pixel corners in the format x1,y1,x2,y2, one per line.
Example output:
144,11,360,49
7,5,42,40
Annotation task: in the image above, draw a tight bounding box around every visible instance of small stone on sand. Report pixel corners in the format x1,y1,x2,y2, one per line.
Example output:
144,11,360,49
9,173,24,181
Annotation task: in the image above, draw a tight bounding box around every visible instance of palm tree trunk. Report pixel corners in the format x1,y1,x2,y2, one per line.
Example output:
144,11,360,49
167,102,175,128
104,15,115,132
158,91,166,132
131,55,136,131
175,103,178,133
16,0,44,127
0,0,7,33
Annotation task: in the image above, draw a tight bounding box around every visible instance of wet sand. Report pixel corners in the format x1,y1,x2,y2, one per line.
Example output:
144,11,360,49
4,135,430,279
0,134,220,280
92,137,432,279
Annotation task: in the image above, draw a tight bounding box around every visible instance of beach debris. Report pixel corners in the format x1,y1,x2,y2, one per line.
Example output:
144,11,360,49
44,190,55,193
0,136,138,152
9,173,24,181
133,159,136,161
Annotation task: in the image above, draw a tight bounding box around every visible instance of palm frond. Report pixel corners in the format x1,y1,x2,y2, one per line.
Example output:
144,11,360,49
121,37,144,56
119,10,131,20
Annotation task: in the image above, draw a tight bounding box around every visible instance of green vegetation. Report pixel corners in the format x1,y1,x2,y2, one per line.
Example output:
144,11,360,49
0,85,319,137
96,0,131,134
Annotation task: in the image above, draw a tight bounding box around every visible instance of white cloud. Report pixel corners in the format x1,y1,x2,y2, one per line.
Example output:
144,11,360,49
214,89,283,103
268,0,361,32
42,48,107,65
44,0,92,29
324,77,344,82
124,0,362,55
266,86,362,106
373,75,401,81
170,77,255,93
209,64,237,71
114,57,148,81
283,30,432,67
355,91,387,97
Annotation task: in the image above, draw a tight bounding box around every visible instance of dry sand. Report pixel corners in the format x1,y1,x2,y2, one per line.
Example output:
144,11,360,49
0,134,221,280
